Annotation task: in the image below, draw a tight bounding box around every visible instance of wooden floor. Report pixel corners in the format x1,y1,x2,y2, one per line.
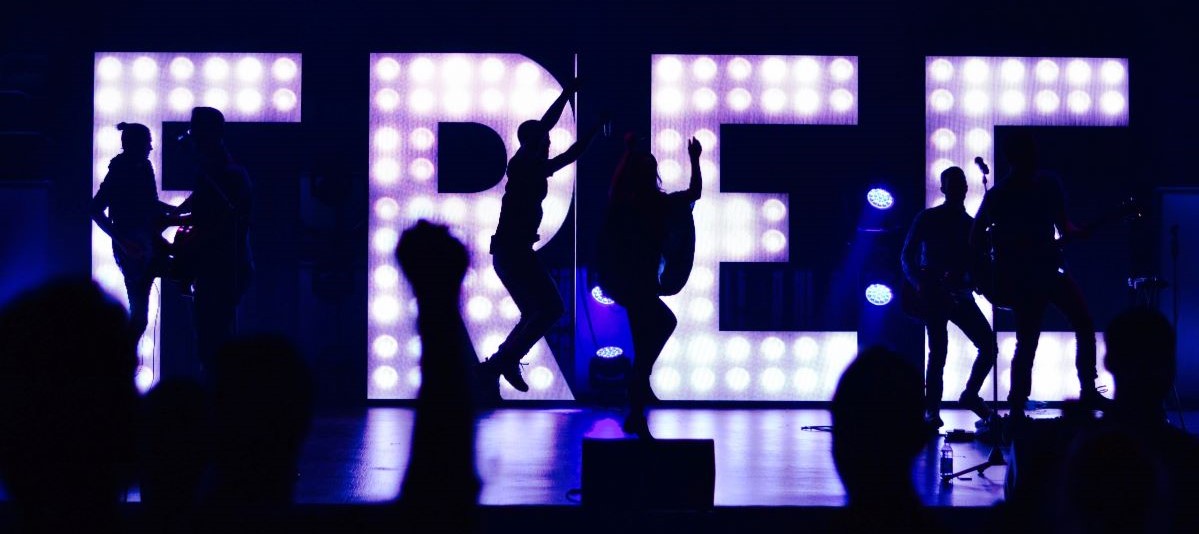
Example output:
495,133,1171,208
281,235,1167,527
293,407,1011,507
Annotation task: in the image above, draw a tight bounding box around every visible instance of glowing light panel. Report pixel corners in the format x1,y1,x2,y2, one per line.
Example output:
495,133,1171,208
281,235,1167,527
92,53,301,393
925,56,1127,401
369,53,576,400
652,54,858,400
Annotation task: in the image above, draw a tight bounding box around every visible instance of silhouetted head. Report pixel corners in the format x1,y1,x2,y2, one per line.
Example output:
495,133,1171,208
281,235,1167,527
139,379,208,513
611,152,663,202
208,334,314,506
117,122,152,158
517,119,550,153
189,106,225,147
831,347,927,501
1004,130,1039,174
1063,428,1168,533
1104,307,1176,410
939,166,967,205
0,278,138,530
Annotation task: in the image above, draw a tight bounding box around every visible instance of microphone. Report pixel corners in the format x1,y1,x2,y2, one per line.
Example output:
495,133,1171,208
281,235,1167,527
974,157,990,175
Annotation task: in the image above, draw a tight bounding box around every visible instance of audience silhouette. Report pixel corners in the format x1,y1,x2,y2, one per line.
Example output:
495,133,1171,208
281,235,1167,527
138,378,208,532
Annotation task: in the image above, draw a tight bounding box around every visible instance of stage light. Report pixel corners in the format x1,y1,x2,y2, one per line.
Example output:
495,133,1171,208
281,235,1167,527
794,368,818,394
529,367,554,390
693,128,717,149
374,127,400,151
373,265,399,288
443,88,471,115
829,58,854,82
169,57,194,80
929,89,954,112
441,197,467,223
930,158,955,180
658,159,682,183
372,158,400,184
727,88,752,111
1000,90,1026,116
203,57,229,81
272,57,298,82
656,129,682,152
727,57,752,80
203,88,229,109
236,89,263,113
761,57,787,83
690,368,716,392
726,368,751,392
371,196,400,219
793,88,819,115
656,56,684,81
591,286,615,305
373,366,399,389
761,198,787,221
965,128,991,152
409,127,435,150
408,89,435,113
1066,59,1092,85
726,336,751,361
866,188,894,210
135,366,155,393
596,346,624,359
1035,59,1060,83
410,158,434,181
762,88,786,112
96,128,120,151
132,56,157,81
467,296,493,321
654,368,681,393
441,56,473,85
405,196,435,219
962,89,989,115
1100,91,1126,115
762,336,786,360
372,227,399,254
688,297,714,322
371,296,401,324
928,59,954,82
692,88,718,111
690,266,715,290
794,57,820,83
1100,60,1125,84
97,56,122,81
655,87,685,115
1067,90,1092,114
864,283,893,306
829,89,854,112
794,336,819,360
761,368,785,393
514,61,540,84
692,56,718,81
481,57,505,82
499,297,519,319
95,88,122,114
236,57,263,82
131,88,156,111
761,229,787,253
409,57,435,82
962,58,989,84
272,89,297,112
406,368,422,388
375,57,401,81
931,128,956,151
373,335,399,359
1035,90,1061,114
1000,59,1026,84
688,336,718,364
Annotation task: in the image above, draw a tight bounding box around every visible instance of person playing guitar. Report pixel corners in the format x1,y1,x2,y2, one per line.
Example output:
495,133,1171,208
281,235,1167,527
902,166,996,428
90,122,185,343
970,132,1111,419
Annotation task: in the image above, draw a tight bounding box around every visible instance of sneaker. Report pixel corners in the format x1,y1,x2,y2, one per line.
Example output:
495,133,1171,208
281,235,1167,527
958,393,994,420
1079,386,1114,411
496,359,530,393
926,413,945,431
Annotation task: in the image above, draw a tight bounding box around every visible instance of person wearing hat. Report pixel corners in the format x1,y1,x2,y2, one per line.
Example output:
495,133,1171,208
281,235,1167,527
172,107,254,370
91,122,180,342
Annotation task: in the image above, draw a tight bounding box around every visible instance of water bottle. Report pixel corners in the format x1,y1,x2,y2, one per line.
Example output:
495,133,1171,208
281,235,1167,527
940,441,954,477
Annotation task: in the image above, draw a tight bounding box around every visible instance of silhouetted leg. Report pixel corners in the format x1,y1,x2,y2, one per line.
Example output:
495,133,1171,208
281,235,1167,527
1009,299,1048,413
492,246,564,362
124,272,153,342
1049,275,1098,393
951,298,997,399
924,309,950,419
625,297,677,409
193,276,238,373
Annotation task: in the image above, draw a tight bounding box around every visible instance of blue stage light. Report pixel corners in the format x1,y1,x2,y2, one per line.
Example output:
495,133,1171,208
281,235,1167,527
591,286,615,305
864,283,893,306
866,188,894,210
596,346,624,359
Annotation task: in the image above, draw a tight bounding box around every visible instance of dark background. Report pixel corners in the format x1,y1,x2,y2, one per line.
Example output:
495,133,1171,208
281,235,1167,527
2,0,1195,405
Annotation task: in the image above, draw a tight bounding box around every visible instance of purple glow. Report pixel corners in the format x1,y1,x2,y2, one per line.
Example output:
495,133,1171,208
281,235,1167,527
92,52,301,393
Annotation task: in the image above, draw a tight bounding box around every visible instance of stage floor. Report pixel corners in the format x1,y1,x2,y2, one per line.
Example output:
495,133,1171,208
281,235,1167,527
293,407,1010,507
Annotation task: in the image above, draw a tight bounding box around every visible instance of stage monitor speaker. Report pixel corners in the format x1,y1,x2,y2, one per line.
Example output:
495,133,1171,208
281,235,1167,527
581,438,715,510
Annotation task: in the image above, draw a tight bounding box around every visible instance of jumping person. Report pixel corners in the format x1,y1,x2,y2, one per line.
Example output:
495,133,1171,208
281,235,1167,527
901,166,996,428
91,122,179,342
481,78,601,393
598,133,702,438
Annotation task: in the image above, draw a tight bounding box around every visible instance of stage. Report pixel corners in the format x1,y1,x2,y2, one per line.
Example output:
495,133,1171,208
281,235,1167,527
290,407,1008,507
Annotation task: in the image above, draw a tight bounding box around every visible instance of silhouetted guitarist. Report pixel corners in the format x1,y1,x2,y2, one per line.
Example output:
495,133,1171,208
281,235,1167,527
971,132,1110,418
902,166,995,428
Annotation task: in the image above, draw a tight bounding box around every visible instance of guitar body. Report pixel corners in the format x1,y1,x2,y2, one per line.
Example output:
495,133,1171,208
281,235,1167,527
658,199,696,296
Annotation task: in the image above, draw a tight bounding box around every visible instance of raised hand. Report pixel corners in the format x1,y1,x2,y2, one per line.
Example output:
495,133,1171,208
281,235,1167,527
397,220,469,301
688,137,703,160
